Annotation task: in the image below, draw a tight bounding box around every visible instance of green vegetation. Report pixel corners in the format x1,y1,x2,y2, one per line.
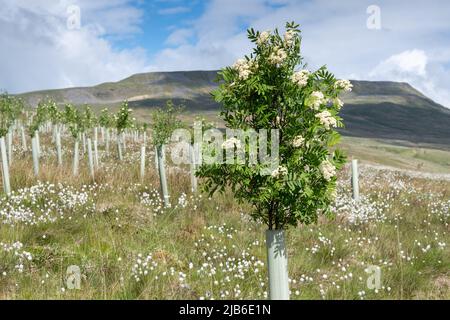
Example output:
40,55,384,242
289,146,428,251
340,137,450,174
199,22,348,229
0,130,448,299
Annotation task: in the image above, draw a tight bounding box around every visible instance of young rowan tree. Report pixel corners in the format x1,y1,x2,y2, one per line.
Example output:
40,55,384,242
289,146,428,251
196,22,350,299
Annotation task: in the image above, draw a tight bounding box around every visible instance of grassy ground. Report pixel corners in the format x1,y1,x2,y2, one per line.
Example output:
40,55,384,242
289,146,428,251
339,137,450,174
0,131,448,300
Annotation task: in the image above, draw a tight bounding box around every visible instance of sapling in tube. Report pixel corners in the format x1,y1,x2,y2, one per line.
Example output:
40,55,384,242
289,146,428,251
114,101,135,161
152,100,183,208
0,93,19,194
99,108,113,156
139,123,149,183
28,103,48,177
48,100,64,166
81,105,97,178
196,22,349,300
63,104,82,177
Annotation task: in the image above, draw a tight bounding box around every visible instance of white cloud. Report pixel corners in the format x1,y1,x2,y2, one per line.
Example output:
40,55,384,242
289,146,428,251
369,50,428,78
368,49,450,107
0,0,149,93
165,28,194,46
158,6,191,15
149,0,271,71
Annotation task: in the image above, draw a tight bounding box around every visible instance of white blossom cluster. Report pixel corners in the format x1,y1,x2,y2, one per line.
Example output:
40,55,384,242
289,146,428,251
221,137,242,150
232,59,254,80
292,135,305,147
268,47,287,66
320,160,336,181
334,79,353,92
256,31,270,45
334,97,344,109
271,165,288,178
315,110,337,130
284,30,296,46
291,70,310,87
309,91,326,109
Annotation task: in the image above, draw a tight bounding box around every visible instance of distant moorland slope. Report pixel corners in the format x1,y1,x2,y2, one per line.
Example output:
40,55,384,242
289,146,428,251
17,70,450,147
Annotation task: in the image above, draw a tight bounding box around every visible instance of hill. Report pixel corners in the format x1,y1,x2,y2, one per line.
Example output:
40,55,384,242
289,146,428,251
17,70,450,148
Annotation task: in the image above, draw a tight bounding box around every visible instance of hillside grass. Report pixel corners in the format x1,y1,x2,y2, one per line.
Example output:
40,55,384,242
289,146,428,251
339,137,450,174
0,132,449,300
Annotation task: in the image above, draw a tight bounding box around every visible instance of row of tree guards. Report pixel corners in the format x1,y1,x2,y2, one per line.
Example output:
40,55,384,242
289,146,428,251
1,114,360,202
0,96,185,207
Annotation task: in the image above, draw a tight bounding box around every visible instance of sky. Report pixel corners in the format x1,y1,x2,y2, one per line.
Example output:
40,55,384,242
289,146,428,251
1,0,450,108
